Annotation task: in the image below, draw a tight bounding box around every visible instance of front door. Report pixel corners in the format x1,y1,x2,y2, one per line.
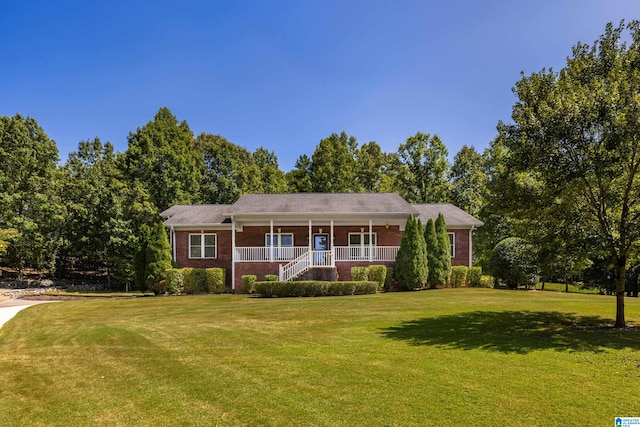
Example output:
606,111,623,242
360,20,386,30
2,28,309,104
313,234,329,265
314,234,329,251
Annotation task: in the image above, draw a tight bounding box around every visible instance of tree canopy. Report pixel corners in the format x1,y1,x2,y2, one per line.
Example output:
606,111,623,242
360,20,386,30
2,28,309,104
497,20,640,327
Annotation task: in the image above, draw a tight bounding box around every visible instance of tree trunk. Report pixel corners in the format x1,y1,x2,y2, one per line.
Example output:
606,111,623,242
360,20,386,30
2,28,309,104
614,260,626,328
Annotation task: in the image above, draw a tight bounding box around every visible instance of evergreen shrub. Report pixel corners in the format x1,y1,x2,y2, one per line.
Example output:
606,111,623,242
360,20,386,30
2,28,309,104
206,268,225,293
254,281,379,297
242,275,257,294
450,266,469,288
165,268,184,294
182,268,225,294
479,275,494,288
368,265,387,290
384,267,393,291
351,266,369,281
395,216,428,290
468,267,483,288
264,274,279,281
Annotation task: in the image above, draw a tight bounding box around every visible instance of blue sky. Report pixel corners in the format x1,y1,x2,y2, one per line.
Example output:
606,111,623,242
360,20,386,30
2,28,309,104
1,1,639,171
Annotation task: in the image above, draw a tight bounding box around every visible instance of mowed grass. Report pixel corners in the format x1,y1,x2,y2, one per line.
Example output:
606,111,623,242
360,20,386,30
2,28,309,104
1,289,640,426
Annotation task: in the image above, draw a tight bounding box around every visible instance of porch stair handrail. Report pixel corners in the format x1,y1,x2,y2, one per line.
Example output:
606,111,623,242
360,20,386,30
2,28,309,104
279,250,312,282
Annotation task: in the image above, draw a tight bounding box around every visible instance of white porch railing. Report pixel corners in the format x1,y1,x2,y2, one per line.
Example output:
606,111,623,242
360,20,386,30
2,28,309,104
279,251,311,281
278,250,335,281
235,246,308,262
235,246,400,263
333,246,399,262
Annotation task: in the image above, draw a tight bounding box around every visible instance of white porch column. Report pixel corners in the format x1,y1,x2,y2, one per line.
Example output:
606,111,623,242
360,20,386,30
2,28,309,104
308,220,312,252
270,220,274,263
330,219,335,267
369,220,373,262
231,216,236,292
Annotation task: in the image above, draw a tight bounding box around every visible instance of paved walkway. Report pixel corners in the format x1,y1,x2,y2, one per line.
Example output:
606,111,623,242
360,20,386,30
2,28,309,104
0,299,59,330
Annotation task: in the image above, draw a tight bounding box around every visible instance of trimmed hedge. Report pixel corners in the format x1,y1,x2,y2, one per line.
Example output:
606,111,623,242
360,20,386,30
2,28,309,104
264,274,279,281
479,275,494,288
450,266,469,288
351,266,369,281
350,265,388,290
254,281,379,297
368,265,387,290
165,268,184,294
468,267,483,288
242,275,257,294
182,268,225,294
206,268,225,293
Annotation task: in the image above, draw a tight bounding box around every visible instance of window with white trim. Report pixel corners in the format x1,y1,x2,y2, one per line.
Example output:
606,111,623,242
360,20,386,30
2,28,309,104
189,233,217,258
348,232,376,259
266,232,294,259
265,233,294,248
448,232,455,258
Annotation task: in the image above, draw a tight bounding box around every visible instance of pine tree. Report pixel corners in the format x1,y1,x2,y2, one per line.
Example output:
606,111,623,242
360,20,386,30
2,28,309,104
144,222,173,294
424,218,442,288
435,213,452,285
395,216,428,290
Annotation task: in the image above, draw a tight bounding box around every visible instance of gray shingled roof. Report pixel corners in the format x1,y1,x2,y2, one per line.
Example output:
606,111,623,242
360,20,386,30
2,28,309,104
161,204,232,225
412,203,484,227
226,193,417,215
161,196,483,228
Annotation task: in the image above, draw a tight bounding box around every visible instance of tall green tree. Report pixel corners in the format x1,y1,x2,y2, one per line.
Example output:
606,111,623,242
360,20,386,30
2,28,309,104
435,213,452,285
253,147,288,194
197,133,262,203
498,20,640,327
60,139,138,286
450,145,487,218
0,114,64,277
396,132,450,202
144,222,173,294
395,216,428,290
355,141,392,192
122,107,202,213
286,155,313,193
473,138,517,270
0,228,19,259
310,132,358,192
424,218,441,288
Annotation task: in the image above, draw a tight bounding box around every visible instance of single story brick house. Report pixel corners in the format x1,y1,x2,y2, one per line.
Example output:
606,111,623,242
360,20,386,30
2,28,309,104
161,193,483,292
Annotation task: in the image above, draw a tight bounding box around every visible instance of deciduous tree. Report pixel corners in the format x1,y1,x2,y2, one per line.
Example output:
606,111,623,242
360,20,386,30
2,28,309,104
310,132,358,192
0,114,64,277
122,107,202,212
498,21,640,326
197,133,262,203
396,132,450,203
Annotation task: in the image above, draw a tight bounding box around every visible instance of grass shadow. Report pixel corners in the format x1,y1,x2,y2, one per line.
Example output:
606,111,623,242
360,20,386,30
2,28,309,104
380,311,640,354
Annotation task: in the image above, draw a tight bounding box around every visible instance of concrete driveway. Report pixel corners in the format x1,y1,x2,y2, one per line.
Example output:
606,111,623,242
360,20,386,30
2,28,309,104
0,299,58,330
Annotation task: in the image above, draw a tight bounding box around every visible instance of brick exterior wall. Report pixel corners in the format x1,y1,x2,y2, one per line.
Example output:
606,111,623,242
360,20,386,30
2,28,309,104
173,230,233,290
172,225,474,292
449,229,472,267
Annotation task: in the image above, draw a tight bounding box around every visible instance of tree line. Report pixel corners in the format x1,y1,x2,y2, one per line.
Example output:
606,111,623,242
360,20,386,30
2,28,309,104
0,107,487,285
2,20,640,328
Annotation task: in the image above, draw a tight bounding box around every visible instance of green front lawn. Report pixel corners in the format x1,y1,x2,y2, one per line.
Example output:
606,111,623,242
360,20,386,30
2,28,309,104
1,289,639,426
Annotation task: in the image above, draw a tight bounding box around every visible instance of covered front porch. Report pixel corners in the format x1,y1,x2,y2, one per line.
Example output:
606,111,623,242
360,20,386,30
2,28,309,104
230,218,403,285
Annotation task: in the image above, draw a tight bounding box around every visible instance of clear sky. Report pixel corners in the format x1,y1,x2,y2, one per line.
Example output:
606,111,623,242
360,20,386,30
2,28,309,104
2,1,639,171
